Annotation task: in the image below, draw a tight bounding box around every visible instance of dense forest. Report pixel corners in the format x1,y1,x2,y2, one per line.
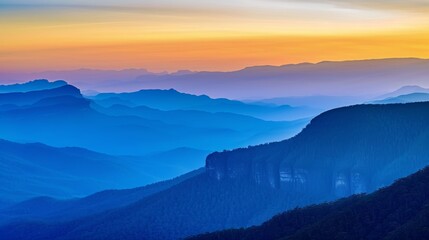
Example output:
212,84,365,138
189,166,429,240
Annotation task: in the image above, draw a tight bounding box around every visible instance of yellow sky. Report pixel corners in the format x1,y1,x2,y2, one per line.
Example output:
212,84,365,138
1,0,429,72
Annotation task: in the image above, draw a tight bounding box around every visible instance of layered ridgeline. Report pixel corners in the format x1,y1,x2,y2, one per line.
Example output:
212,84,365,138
0,168,203,225
0,81,305,155
0,139,207,204
10,58,429,101
189,166,429,240
1,102,429,240
372,92,429,104
0,79,67,93
90,88,316,121
0,80,306,202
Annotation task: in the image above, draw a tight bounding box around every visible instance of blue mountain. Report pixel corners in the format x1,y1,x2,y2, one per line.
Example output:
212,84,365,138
0,84,81,106
0,79,67,93
0,85,305,155
91,89,316,121
0,139,157,203
0,82,308,204
372,92,429,104
376,85,429,100
92,103,296,132
2,102,429,239
0,168,203,224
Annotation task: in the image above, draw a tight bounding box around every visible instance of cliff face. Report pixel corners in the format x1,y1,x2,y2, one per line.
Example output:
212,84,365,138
206,102,429,200
206,157,368,198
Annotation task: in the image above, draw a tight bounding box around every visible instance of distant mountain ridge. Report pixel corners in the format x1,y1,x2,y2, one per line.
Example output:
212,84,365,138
0,139,157,203
91,89,316,121
0,84,82,106
3,58,429,99
0,137,209,203
372,92,429,104
131,58,429,98
0,79,67,93
0,168,204,224
376,85,429,100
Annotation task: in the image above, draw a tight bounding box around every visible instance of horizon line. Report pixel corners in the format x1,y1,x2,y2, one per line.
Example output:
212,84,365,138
1,57,428,75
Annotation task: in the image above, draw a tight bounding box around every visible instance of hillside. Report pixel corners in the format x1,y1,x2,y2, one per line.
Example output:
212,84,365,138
0,139,166,203
2,102,429,239
0,168,203,224
206,102,429,196
189,166,429,240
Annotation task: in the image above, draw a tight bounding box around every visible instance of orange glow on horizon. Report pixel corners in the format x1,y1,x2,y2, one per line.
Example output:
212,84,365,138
1,33,429,72
1,1,429,72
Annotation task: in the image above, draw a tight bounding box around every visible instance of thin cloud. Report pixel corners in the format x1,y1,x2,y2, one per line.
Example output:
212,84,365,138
0,2,240,17
270,0,429,12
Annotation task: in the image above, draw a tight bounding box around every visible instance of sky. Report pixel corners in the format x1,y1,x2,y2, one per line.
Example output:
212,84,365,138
1,0,429,72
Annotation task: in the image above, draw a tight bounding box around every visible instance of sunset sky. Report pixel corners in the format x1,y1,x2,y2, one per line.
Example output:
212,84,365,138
1,0,429,72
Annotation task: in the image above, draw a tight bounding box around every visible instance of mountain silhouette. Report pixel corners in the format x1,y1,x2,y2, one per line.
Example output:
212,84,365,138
0,84,82,106
376,85,429,100
91,89,315,121
0,168,203,224
0,79,67,93
372,92,429,104
0,87,296,155
0,139,159,203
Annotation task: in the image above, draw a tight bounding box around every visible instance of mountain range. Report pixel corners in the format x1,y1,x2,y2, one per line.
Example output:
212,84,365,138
0,137,210,204
90,89,316,121
0,79,67,93
0,80,308,203
0,168,203,225
0,82,304,156
2,101,429,239
372,92,429,104
375,85,429,100
3,58,429,100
